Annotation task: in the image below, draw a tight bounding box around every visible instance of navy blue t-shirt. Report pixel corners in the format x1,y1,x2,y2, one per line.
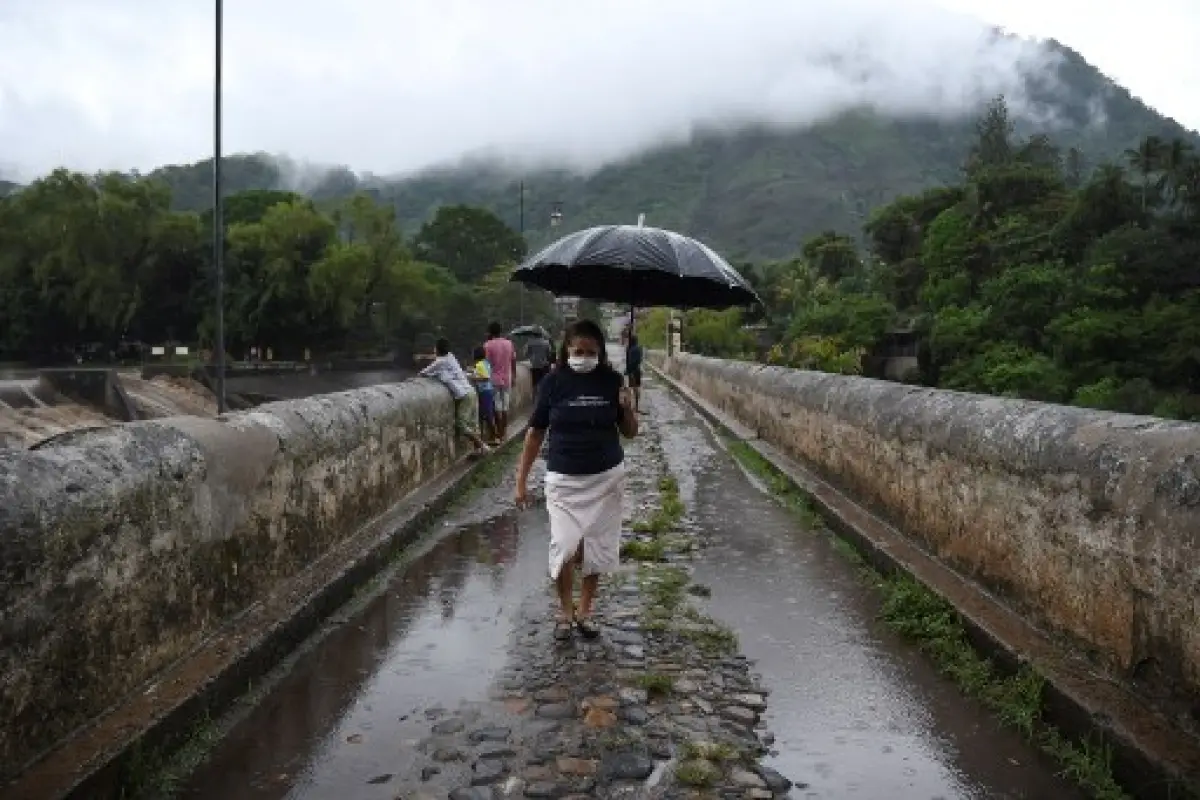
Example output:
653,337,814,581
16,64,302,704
626,344,644,373
530,366,626,476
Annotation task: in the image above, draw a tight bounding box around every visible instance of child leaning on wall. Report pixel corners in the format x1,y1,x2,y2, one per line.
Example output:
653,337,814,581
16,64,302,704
419,338,491,457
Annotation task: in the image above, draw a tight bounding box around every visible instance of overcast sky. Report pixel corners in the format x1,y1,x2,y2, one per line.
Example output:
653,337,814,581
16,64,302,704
0,0,1195,180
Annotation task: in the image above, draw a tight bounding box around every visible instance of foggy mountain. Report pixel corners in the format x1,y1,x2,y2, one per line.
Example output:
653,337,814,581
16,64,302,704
5,23,1197,260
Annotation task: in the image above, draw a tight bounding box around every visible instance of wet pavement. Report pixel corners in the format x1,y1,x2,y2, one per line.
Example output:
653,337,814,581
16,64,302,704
180,375,1084,800
647,384,1084,800
181,500,545,800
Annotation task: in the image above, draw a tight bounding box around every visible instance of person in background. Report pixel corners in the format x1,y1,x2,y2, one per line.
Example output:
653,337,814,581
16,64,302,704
471,345,499,444
514,319,638,640
484,322,517,440
625,334,644,415
420,338,490,457
525,331,553,391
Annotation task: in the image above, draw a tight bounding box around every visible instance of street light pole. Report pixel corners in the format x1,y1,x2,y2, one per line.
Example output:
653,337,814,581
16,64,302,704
213,0,227,413
518,180,525,325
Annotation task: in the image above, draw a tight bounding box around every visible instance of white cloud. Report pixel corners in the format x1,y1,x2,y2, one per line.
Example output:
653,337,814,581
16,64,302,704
0,0,1193,180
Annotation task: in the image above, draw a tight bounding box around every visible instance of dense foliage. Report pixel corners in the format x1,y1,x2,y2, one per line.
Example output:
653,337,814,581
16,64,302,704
0,181,564,364
649,97,1200,420
3,38,1198,419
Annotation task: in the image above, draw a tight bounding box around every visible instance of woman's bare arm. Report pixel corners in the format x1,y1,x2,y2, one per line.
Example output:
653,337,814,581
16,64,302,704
515,427,546,502
617,388,638,438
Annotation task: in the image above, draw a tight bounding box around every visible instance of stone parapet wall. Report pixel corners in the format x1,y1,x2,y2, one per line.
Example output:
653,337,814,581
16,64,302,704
0,368,530,779
650,351,1200,713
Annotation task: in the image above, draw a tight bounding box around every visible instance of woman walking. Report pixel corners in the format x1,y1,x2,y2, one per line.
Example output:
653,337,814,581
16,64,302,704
515,319,638,640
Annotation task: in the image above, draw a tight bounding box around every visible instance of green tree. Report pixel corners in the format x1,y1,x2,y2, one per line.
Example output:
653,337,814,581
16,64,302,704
802,231,860,282
412,205,526,284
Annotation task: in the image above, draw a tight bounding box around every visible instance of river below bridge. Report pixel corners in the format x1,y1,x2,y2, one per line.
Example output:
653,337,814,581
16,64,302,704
180,378,1081,800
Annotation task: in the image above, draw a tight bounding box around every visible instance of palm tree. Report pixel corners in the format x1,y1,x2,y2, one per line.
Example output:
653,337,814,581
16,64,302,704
1159,138,1195,207
1124,135,1164,211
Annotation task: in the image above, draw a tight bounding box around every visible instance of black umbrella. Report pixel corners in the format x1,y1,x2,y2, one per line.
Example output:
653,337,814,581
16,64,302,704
510,324,551,339
510,224,761,310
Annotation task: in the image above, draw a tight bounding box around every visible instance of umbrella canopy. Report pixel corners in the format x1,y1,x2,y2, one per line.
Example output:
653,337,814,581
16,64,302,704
509,324,551,339
510,224,761,310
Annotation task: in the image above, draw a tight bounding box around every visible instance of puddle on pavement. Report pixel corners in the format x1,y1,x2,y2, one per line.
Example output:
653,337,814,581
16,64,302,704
181,507,548,800
655,391,1084,799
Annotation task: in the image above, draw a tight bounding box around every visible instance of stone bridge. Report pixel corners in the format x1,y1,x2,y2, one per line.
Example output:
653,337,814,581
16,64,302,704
1,353,1198,799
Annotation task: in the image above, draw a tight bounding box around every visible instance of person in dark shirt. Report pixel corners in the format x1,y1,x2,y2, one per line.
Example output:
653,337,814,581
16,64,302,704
625,334,644,415
525,333,553,390
515,319,638,640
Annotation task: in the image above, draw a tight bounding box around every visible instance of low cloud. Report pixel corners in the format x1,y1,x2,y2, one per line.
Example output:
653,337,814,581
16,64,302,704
0,0,1070,180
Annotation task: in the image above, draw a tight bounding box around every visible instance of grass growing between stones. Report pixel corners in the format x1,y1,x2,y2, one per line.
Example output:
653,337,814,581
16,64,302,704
630,476,684,534
723,435,1134,800
635,561,738,654
117,711,221,799
620,539,666,562
676,738,759,787
628,466,739,653
634,672,676,696
456,435,524,499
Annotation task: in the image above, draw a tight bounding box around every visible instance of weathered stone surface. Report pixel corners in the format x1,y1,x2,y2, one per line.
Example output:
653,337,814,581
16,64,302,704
389,406,792,800
0,368,533,779
653,351,1200,706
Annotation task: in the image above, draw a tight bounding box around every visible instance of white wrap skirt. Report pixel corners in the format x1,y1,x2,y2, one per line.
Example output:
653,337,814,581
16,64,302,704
545,463,626,579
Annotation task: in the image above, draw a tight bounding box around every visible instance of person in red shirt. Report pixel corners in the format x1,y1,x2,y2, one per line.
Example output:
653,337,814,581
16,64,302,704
483,322,517,439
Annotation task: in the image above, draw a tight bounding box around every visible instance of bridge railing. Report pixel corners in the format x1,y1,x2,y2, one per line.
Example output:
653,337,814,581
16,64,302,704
650,350,1200,718
0,367,532,781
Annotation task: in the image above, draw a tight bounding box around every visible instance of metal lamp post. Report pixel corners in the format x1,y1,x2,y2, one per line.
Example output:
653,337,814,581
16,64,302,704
549,202,577,321
212,0,227,413
517,181,526,324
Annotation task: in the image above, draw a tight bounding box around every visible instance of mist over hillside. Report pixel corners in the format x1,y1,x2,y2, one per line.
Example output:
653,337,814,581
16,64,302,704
3,7,1197,261
129,36,1194,261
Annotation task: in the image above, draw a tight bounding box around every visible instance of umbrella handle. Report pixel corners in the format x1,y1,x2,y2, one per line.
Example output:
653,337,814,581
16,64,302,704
625,300,635,386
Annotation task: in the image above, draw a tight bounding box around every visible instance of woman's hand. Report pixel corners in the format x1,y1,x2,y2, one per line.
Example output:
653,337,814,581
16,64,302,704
515,427,546,507
617,387,639,438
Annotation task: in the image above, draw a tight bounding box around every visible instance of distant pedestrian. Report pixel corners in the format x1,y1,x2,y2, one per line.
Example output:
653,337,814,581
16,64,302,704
514,319,638,640
484,322,517,439
420,338,490,457
625,334,644,415
471,345,499,444
525,332,553,391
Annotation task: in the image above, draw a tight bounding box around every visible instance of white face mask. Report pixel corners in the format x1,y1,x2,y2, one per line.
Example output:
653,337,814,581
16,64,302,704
568,356,599,373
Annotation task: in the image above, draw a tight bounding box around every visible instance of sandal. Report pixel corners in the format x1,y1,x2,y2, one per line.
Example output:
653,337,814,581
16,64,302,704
553,616,574,640
574,615,601,640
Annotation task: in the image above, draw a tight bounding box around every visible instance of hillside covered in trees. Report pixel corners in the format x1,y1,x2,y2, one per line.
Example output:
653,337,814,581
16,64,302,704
2,35,1199,421
80,41,1198,263
642,96,1200,420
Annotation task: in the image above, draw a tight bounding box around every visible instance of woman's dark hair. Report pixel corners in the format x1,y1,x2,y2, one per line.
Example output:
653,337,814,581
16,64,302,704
487,321,502,338
556,319,613,370
472,345,486,360
435,338,451,356
628,334,639,347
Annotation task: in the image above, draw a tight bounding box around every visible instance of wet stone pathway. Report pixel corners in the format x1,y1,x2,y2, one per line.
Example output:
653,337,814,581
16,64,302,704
183,381,793,800
183,372,1083,799
381,407,793,800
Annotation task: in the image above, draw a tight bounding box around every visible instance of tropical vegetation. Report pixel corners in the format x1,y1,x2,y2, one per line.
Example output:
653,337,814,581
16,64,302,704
639,97,1200,420
0,184,572,364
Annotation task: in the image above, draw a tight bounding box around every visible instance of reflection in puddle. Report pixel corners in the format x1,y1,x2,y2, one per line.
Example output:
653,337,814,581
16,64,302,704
654,389,1084,800
181,510,545,800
